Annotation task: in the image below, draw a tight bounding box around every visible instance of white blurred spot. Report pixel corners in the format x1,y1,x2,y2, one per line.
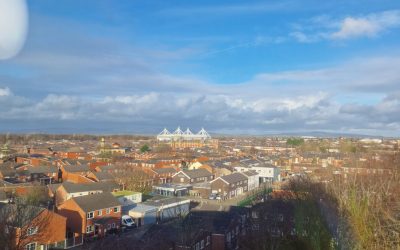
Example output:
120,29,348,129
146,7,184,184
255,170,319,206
0,0,28,60
0,87,11,96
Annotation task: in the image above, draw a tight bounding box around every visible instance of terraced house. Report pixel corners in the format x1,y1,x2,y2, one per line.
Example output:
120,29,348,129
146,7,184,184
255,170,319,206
210,172,248,199
172,169,214,184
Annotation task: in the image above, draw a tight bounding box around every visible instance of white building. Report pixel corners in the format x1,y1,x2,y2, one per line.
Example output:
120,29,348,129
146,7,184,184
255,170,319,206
239,170,260,191
235,161,281,183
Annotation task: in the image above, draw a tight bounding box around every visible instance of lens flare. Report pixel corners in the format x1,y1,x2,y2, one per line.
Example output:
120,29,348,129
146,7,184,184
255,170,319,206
0,0,28,60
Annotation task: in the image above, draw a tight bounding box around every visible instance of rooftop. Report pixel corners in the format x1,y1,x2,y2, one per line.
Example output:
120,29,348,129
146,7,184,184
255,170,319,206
72,192,120,212
112,190,141,197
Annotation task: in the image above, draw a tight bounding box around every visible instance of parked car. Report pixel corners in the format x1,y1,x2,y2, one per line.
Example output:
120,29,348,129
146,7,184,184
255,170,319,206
209,193,216,200
215,194,221,200
121,215,136,229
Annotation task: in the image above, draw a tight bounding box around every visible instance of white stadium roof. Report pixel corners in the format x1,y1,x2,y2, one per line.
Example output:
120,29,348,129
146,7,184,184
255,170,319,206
157,127,211,141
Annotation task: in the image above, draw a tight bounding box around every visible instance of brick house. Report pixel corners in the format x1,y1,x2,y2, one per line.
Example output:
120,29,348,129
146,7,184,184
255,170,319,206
0,204,67,250
146,167,177,184
210,172,248,199
172,169,214,184
57,192,121,238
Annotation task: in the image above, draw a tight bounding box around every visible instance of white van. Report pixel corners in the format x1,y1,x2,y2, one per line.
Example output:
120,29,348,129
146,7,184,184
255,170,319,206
121,215,136,228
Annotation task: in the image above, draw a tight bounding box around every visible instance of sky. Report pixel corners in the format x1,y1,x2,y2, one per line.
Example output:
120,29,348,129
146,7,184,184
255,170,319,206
0,0,400,136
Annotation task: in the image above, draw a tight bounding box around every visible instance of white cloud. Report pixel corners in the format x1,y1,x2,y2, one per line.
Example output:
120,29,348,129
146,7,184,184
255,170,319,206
291,10,400,42
0,85,398,136
332,10,400,39
332,17,380,39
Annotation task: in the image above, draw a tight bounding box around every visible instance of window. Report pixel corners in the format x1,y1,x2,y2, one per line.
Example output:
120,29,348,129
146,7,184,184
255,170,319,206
106,208,111,214
87,212,94,219
26,243,36,250
112,223,115,228
97,210,102,216
27,227,38,236
113,207,119,213
107,224,111,230
206,236,210,245
200,240,204,249
86,225,94,233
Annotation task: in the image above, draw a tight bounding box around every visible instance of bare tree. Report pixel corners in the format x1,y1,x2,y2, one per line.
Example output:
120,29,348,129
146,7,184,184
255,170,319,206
0,199,52,250
112,164,153,193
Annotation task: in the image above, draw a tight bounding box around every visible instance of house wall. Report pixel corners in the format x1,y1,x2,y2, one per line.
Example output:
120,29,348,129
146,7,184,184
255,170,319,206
159,202,190,221
57,199,85,234
85,206,121,236
211,178,248,199
16,210,67,248
116,193,142,205
247,175,259,191
191,187,211,198
211,234,226,250
58,199,122,235
192,175,214,183
172,173,190,184
236,166,280,182
210,179,230,198
128,209,157,226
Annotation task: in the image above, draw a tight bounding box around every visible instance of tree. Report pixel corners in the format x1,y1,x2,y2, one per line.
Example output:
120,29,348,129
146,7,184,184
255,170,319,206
287,138,305,147
0,199,52,250
153,143,172,154
140,144,150,153
112,164,153,193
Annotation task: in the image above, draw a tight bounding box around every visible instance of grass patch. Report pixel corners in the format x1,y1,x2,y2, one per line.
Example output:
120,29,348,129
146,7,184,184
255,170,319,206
238,187,272,207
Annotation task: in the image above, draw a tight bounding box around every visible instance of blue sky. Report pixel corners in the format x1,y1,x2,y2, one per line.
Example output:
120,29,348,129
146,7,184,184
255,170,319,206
0,0,400,136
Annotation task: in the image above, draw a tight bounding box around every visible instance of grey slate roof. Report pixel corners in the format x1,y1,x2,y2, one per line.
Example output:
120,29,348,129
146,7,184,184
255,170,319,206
26,165,58,174
72,192,120,212
220,172,247,184
96,165,115,171
241,170,259,177
182,169,212,179
144,196,190,207
61,181,119,193
48,183,62,194
153,168,177,175
91,171,114,181
63,164,90,172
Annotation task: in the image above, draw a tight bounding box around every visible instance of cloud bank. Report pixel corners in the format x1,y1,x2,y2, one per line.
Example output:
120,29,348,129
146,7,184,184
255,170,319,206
1,54,400,136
